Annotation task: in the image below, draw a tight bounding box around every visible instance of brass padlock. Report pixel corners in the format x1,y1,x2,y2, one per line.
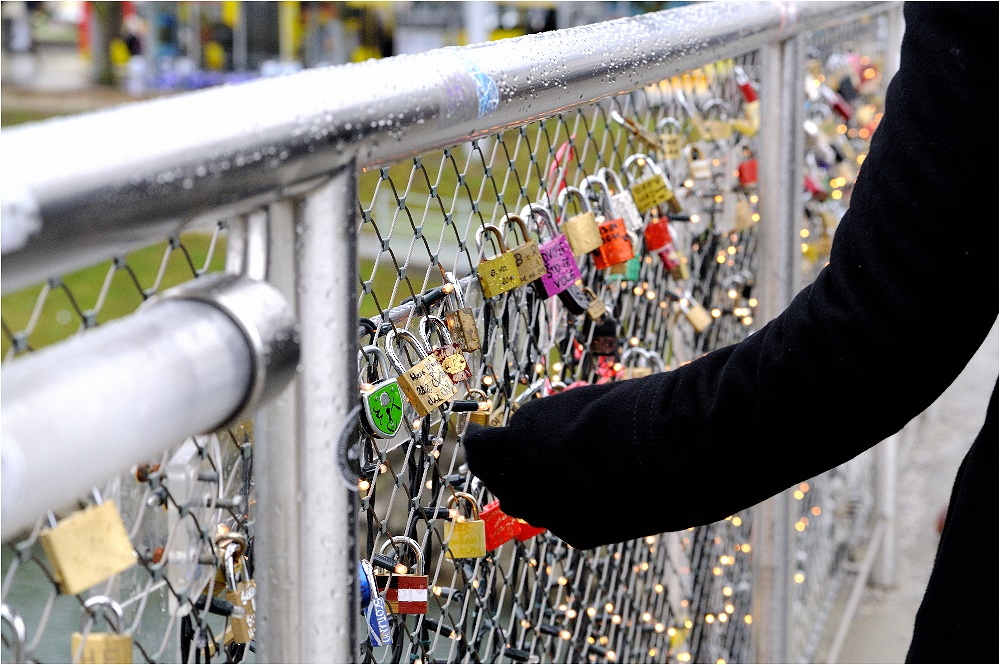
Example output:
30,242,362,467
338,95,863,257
623,153,681,214
442,272,480,353
444,492,487,559
71,596,133,664
702,98,734,141
684,144,713,181
557,186,603,257
503,214,547,284
40,501,137,596
419,315,472,384
466,389,492,427
619,346,653,380
217,535,255,645
385,329,457,418
734,196,755,232
657,116,684,160
476,224,522,298
584,287,608,322
679,294,713,333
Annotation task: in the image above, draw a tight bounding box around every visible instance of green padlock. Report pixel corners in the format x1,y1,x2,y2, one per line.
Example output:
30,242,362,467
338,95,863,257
359,345,404,439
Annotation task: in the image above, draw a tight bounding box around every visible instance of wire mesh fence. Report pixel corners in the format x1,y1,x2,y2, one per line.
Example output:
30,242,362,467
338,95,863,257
0,4,900,664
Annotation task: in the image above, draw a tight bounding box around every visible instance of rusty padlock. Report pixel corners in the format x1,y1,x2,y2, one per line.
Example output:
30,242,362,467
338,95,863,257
476,224,522,298
419,315,472,385
385,329,457,418
557,185,603,257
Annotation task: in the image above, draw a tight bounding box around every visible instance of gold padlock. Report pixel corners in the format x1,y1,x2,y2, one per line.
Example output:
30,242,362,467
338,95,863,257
40,501,137,596
623,153,681,214
679,294,713,333
466,389,492,427
557,186,603,257
584,287,608,322
685,144,713,181
385,329,457,418
703,98,734,141
503,214,548,283
444,492,487,559
476,224,522,298
619,346,653,380
734,196,755,232
70,596,133,664
657,116,684,160
441,272,480,353
217,535,256,645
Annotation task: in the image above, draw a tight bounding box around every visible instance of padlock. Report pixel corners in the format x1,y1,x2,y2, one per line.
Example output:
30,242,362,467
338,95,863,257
476,224,522,298
610,231,642,282
658,243,689,281
679,294,713,333
644,208,674,252
359,559,379,608
657,116,684,160
40,501,137,596
520,202,581,299
596,168,644,233
442,272,480,352
385,329,457,418
513,519,546,542
619,346,654,380
623,153,682,215
503,214,548,284
559,282,592,316
366,595,393,646
481,499,522,551
737,155,758,188
557,186,603,257
587,314,619,357
359,345,404,439
685,144,713,181
219,536,256,645
375,536,428,614
584,287,608,322
734,195,756,232
581,178,634,270
70,596,133,664
419,315,472,384
444,492,487,559
466,389,492,427
676,88,708,143
702,98,734,141
813,228,833,257
610,109,662,155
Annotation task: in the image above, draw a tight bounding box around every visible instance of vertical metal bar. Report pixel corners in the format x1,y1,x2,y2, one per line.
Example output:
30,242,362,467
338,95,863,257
254,164,359,662
753,29,805,664
298,165,359,662
872,434,897,588
255,199,304,662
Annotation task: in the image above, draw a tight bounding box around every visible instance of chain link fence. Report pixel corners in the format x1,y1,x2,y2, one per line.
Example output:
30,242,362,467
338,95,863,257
1,3,900,663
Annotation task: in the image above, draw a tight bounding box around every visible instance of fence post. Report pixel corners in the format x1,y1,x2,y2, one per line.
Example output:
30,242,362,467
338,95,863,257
255,164,359,662
753,27,806,664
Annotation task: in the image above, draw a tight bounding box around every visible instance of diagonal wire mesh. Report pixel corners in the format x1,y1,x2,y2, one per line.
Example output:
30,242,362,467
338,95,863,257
354,52,763,665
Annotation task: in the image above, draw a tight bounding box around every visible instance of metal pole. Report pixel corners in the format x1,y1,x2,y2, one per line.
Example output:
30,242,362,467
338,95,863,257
753,24,805,663
0,274,298,540
872,434,898,588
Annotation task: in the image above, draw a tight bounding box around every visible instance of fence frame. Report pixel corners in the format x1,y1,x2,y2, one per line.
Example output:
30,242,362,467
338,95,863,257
0,2,903,661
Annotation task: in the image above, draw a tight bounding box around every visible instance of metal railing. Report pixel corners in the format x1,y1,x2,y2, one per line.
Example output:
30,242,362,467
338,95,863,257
1,2,903,662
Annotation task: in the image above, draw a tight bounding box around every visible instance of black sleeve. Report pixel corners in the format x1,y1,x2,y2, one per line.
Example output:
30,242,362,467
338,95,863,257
463,2,999,550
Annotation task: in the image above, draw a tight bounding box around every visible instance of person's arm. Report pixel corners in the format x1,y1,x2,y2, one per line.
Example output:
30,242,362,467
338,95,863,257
464,2,998,550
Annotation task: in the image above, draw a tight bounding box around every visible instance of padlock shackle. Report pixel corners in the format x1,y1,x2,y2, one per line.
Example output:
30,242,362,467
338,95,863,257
358,345,392,381
622,153,660,183
580,175,613,215
620,345,642,364
556,185,591,221
475,223,510,258
418,315,453,350
1,605,26,663
597,167,628,197
383,329,430,375
80,596,125,635
640,348,667,372
378,535,423,574
502,214,532,246
442,271,469,310
702,97,732,120
519,203,560,241
447,491,482,520
657,116,682,134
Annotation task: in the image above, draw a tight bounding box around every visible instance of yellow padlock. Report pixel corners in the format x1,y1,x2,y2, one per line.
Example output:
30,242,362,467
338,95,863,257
503,214,547,283
385,329,457,418
218,536,256,645
70,596,133,664
444,492,487,559
476,224,522,298
40,501,137,596
557,186,603,257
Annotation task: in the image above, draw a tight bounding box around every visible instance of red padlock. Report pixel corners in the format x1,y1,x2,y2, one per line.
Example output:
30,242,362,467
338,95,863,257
514,519,546,542
481,500,522,551
582,177,634,269
734,65,758,103
804,174,829,201
738,159,758,187
644,210,673,252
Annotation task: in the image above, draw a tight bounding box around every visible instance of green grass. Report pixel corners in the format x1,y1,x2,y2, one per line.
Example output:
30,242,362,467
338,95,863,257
0,108,62,127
